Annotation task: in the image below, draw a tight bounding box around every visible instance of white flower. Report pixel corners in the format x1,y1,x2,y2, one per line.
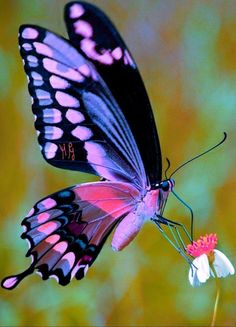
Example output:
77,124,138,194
187,233,235,287
189,249,235,287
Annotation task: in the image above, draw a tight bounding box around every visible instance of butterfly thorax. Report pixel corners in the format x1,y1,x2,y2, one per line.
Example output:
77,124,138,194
137,178,174,220
136,190,159,220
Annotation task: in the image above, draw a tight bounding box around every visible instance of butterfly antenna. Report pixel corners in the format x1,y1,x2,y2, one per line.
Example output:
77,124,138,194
164,158,171,179
171,190,194,242
169,132,227,178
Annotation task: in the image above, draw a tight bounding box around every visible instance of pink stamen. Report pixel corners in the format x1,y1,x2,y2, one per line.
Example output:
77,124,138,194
186,233,218,257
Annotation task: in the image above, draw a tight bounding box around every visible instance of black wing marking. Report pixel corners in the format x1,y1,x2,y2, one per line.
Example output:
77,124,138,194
65,1,162,184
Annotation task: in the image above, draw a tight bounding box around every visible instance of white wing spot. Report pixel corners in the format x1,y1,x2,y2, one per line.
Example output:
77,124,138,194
26,207,35,217
43,108,62,123
49,75,69,89
55,91,79,108
66,109,85,124
49,275,59,283
69,3,85,18
112,47,123,60
31,71,43,86
44,142,58,159
36,89,53,106
22,43,33,51
27,55,38,67
44,126,63,140
37,197,57,210
22,27,39,39
72,126,93,141
73,20,93,38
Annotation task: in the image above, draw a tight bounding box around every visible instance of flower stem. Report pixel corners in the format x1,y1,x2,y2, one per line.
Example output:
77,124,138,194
211,267,221,327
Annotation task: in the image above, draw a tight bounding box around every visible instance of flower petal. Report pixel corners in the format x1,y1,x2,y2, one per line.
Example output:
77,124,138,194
188,265,201,287
196,254,210,282
212,249,235,278
189,254,210,287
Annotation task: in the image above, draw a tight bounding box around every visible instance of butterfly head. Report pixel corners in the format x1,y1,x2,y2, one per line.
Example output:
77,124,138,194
151,179,175,214
153,179,175,193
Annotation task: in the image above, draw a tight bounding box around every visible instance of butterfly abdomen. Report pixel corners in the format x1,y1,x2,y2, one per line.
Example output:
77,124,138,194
111,211,143,251
111,190,159,251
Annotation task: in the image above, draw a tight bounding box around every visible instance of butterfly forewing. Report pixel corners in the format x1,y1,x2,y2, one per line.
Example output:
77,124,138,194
18,25,146,189
65,1,162,184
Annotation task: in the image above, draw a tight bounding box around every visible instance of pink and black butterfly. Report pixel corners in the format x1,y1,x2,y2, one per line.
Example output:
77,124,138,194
1,1,188,290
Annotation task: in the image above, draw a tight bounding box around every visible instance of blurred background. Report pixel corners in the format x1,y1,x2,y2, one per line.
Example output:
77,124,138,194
0,0,235,326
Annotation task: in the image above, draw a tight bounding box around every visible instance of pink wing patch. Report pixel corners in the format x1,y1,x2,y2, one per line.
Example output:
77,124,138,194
69,3,85,19
1,181,140,289
65,2,136,67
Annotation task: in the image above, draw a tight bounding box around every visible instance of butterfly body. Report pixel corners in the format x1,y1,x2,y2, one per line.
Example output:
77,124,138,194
1,1,175,290
112,189,161,251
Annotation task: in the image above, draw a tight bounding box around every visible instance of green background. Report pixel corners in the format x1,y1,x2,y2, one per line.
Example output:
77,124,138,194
0,0,235,326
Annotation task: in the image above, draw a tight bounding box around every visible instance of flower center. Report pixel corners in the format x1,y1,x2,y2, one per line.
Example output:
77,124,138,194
186,233,218,257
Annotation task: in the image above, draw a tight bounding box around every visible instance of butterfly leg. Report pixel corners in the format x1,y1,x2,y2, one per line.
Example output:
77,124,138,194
151,217,192,266
159,193,193,245
152,214,192,263
154,214,192,245
171,190,194,242
152,216,186,252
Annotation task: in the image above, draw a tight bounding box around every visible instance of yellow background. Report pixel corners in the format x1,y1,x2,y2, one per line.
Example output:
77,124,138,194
0,0,235,326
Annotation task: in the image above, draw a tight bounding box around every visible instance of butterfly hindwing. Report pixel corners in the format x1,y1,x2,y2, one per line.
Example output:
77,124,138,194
65,1,162,184
18,25,146,189
1,182,140,289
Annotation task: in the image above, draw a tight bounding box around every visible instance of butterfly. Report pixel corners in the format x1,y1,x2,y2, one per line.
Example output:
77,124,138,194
1,1,180,290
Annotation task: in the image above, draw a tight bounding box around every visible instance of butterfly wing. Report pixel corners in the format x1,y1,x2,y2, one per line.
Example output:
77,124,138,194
1,182,140,289
64,1,162,185
18,25,147,189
